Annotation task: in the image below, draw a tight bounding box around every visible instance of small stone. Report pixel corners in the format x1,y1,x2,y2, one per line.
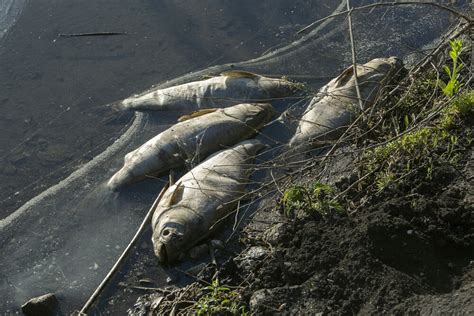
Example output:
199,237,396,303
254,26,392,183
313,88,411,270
239,246,269,270
21,293,60,316
407,230,414,235
250,289,270,310
263,223,286,245
244,246,267,260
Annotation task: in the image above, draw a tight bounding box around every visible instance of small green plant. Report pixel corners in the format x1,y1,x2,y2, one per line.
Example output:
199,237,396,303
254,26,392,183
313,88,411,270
281,182,344,218
440,90,474,129
282,186,310,217
194,279,247,315
363,88,473,193
311,182,344,215
375,170,395,192
438,39,464,97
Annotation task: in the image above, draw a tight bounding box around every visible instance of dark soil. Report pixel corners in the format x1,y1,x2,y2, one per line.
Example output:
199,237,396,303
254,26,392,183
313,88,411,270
237,157,473,314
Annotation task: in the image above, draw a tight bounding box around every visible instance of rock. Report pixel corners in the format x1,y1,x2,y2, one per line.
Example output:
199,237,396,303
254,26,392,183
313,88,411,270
21,293,61,316
263,223,286,245
244,246,268,260
239,246,269,270
250,289,270,310
188,244,209,259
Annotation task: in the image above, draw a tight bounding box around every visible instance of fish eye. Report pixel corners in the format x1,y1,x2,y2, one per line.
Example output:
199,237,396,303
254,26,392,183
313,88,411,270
162,229,170,236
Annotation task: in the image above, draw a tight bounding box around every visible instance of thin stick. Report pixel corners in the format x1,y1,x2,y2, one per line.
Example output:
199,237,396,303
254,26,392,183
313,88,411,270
297,1,472,35
58,32,127,38
79,183,169,314
346,1,364,112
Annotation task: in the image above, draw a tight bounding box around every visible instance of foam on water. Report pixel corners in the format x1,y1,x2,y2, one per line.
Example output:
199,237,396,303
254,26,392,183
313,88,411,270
0,0,25,41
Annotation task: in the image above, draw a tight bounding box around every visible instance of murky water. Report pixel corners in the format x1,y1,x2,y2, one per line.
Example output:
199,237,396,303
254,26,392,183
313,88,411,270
0,0,467,313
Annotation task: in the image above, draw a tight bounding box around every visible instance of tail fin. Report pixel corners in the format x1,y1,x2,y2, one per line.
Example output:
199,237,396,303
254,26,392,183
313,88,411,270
105,100,129,112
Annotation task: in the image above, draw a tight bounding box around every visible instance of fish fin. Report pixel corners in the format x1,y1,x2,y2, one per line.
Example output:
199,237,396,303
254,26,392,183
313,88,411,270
334,66,354,88
169,169,180,186
167,181,184,206
220,70,260,80
105,100,128,111
177,109,218,122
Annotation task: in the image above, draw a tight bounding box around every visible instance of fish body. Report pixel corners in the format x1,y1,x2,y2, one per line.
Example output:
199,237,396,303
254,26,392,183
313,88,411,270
107,103,274,190
118,71,297,112
151,140,265,263
289,57,404,148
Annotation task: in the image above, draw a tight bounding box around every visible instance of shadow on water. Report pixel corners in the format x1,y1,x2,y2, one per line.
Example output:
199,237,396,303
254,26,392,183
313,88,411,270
0,0,469,313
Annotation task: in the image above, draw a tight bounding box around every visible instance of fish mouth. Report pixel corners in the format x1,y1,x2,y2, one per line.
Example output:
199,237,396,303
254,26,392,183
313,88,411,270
155,242,168,263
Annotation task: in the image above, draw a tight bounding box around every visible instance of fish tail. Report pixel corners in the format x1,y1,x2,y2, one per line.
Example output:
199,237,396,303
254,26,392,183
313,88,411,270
105,100,129,112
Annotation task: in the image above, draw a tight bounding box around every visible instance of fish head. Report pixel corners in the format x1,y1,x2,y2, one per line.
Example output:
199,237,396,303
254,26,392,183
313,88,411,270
329,57,405,106
363,56,404,79
152,206,202,264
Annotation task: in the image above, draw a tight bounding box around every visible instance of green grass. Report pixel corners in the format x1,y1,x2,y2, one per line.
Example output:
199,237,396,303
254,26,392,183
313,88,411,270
282,182,344,218
438,39,465,97
194,279,247,316
364,88,472,189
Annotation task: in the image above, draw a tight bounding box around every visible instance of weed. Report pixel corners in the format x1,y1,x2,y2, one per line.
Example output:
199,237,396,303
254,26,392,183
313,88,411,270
440,90,474,129
282,182,344,218
438,39,464,97
282,186,309,217
194,279,247,315
375,170,395,192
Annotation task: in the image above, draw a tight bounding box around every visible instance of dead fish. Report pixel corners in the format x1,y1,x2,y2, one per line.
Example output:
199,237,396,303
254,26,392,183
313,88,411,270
151,140,265,263
289,57,404,148
107,103,274,190
116,70,299,112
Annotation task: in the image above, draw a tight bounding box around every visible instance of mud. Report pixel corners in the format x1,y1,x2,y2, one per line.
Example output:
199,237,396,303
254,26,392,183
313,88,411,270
241,159,473,314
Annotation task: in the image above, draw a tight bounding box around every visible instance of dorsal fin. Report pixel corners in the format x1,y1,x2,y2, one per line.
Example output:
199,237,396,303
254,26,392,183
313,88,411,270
220,70,260,80
334,66,354,88
166,181,184,207
177,108,219,122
